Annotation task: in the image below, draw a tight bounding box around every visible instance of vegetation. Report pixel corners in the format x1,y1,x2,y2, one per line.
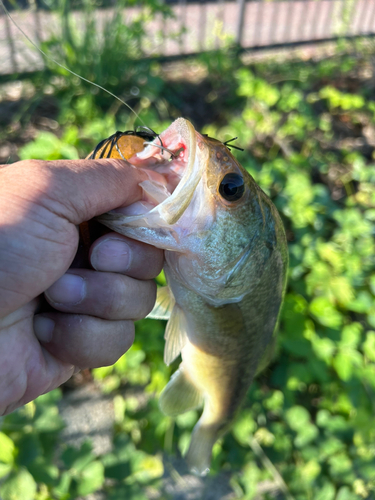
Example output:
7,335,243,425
1,3,375,498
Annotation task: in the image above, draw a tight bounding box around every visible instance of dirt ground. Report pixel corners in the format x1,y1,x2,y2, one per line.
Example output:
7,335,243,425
58,381,281,500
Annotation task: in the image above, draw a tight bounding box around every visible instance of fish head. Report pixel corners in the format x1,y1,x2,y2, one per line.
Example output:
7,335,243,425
99,118,286,305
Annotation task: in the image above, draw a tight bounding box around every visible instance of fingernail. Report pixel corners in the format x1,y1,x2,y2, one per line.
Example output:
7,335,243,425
91,238,131,273
34,316,55,343
45,273,86,305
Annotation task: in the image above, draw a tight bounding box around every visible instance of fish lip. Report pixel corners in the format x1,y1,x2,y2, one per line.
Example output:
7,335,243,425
116,118,201,226
157,119,199,225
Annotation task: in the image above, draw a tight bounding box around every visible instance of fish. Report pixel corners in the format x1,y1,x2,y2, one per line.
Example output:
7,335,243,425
94,118,288,475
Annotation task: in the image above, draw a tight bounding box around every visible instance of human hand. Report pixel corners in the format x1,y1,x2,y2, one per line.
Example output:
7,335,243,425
0,158,164,415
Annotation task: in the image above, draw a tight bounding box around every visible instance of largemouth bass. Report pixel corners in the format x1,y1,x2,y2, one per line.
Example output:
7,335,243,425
93,118,288,475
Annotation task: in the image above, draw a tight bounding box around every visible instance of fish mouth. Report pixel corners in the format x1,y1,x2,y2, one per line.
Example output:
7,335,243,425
117,118,200,226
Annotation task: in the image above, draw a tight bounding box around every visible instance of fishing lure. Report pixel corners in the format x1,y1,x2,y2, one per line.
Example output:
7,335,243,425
89,128,244,160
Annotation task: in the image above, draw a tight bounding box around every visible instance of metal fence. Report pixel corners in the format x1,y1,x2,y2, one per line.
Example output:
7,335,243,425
1,0,375,76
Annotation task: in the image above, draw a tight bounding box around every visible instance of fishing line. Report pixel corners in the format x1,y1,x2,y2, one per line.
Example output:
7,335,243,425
0,0,145,125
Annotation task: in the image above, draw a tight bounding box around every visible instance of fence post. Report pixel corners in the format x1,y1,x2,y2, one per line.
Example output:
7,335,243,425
4,13,18,73
236,0,246,46
198,1,207,51
29,0,44,69
178,0,187,54
216,0,225,49
369,1,375,34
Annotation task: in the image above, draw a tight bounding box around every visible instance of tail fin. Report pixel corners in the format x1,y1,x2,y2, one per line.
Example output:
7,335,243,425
185,422,219,476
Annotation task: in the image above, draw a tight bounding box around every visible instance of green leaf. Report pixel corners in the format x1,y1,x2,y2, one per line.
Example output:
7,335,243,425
333,350,362,381
315,482,336,500
285,406,319,447
108,484,149,500
104,457,131,481
300,460,321,483
319,437,345,458
28,457,59,485
294,424,319,447
240,462,261,496
347,291,373,313
336,486,361,500
76,460,105,496
0,469,37,500
340,323,362,349
328,453,353,479
0,464,13,480
176,410,198,429
178,432,191,455
130,453,164,483
18,131,79,161
61,441,94,472
263,390,284,412
363,331,375,361
33,405,64,432
0,433,15,465
285,406,310,431
16,433,42,467
311,336,336,362
309,297,342,328
52,470,72,498
35,389,62,406
232,411,257,446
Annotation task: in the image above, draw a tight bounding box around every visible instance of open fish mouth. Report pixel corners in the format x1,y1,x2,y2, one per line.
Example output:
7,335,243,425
114,118,200,226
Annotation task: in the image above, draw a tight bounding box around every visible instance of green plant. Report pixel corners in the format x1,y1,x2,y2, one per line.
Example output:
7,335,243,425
3,44,375,500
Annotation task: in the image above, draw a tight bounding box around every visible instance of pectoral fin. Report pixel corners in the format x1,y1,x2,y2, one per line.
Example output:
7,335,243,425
159,366,203,417
148,289,188,365
147,286,175,320
164,305,188,365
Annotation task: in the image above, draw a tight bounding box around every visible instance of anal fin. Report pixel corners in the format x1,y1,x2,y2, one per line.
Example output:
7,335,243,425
159,366,203,417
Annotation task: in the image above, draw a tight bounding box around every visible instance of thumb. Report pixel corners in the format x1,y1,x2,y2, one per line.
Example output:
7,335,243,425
12,158,150,224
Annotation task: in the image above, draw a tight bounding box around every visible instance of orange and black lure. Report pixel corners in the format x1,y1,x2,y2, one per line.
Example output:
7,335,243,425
87,127,163,161
87,127,244,161
80,127,159,258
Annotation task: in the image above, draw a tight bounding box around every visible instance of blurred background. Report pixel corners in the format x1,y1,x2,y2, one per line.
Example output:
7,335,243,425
1,0,375,499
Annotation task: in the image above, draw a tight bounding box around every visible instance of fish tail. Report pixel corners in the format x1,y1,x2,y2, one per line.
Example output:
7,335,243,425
185,422,219,476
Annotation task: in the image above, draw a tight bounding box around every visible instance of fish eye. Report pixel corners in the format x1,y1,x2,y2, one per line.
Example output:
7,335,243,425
219,173,245,202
